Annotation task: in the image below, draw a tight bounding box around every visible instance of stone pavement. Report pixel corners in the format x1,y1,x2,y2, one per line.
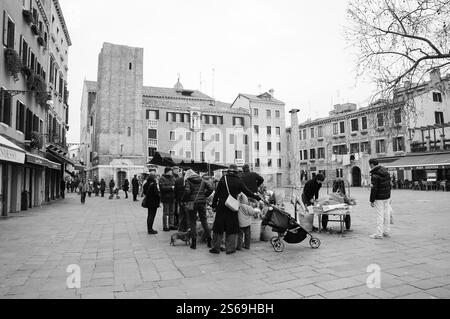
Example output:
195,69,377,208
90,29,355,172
0,188,450,299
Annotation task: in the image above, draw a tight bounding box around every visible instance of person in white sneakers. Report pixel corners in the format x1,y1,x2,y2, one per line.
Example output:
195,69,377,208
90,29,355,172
369,158,392,239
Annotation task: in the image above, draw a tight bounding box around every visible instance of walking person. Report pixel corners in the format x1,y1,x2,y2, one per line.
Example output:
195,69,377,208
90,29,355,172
60,179,66,199
78,178,88,204
93,178,100,197
122,178,130,199
132,175,139,201
159,167,176,231
87,179,93,197
183,169,214,249
143,171,160,235
109,179,115,199
210,164,260,255
100,179,106,197
368,159,392,239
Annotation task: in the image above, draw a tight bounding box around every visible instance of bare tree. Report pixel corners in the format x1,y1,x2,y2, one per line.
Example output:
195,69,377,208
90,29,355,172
346,0,450,103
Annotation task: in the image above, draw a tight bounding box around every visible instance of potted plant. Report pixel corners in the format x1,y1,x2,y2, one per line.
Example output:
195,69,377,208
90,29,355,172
21,65,32,78
37,36,45,47
31,24,39,36
4,48,23,81
26,74,48,106
22,10,34,24
30,132,43,149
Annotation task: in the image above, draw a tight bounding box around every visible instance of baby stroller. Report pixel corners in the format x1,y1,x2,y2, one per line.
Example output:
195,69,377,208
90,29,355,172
261,199,321,252
109,188,120,200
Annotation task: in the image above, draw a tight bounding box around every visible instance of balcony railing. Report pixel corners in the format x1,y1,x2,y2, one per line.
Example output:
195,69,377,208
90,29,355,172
148,139,158,147
148,120,158,128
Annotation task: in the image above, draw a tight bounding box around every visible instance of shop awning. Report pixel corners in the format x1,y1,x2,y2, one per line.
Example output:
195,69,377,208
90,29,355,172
385,152,450,170
0,136,25,164
26,153,48,167
47,160,61,170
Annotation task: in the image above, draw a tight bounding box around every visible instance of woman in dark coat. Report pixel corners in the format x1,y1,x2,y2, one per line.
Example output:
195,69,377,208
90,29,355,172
143,172,160,235
122,179,130,199
100,179,106,197
210,164,260,255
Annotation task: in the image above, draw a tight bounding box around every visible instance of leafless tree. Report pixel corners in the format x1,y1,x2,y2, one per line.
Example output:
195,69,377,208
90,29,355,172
346,0,450,101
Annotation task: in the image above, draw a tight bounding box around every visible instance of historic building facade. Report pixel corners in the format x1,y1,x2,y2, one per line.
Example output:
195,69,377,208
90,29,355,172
287,69,450,188
80,43,287,188
0,0,71,216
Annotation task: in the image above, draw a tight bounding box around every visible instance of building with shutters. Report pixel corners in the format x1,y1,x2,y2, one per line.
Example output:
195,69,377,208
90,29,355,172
0,0,71,216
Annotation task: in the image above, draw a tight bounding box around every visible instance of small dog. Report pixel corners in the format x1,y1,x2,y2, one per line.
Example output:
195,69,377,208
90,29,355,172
170,231,191,246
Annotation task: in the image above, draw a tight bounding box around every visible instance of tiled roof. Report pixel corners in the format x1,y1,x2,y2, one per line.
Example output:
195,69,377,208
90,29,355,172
143,86,213,100
239,93,285,105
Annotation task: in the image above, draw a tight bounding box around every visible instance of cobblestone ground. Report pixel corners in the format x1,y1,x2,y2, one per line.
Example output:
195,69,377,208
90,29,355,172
0,188,450,299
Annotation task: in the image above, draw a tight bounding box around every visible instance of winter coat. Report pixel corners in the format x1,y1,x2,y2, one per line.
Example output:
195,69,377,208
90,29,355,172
122,180,129,192
100,180,106,191
159,174,175,203
211,172,258,234
144,177,160,209
109,181,115,193
370,165,392,203
132,177,139,195
174,175,186,202
239,171,264,193
238,203,256,228
183,174,214,204
78,182,88,193
302,178,322,203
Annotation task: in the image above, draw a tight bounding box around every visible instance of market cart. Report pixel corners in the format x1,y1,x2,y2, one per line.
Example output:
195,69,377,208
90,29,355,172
312,204,352,235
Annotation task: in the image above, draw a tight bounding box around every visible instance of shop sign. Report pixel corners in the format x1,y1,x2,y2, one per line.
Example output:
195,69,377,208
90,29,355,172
0,146,25,164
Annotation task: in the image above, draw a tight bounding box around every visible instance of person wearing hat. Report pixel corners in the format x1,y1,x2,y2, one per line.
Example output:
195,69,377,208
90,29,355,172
210,164,261,255
301,173,325,231
369,158,392,239
159,167,177,231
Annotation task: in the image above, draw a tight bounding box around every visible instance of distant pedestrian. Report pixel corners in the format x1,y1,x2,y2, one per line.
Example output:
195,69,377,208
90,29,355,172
159,167,176,231
109,179,115,199
66,180,71,192
132,175,139,201
100,179,106,197
78,178,88,204
60,179,66,199
174,168,188,232
369,159,392,239
143,171,160,235
87,179,93,197
123,179,130,199
172,167,181,228
93,178,100,196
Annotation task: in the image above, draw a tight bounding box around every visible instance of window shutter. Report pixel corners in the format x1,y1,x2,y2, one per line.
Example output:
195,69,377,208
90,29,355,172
3,11,8,47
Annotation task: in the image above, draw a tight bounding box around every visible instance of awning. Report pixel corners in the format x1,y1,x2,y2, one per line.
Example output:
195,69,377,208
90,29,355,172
47,160,61,170
0,136,26,164
385,152,450,170
26,153,48,167
46,148,75,166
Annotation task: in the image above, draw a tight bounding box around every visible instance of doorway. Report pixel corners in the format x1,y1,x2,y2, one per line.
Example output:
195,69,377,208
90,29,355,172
352,166,362,187
118,171,127,189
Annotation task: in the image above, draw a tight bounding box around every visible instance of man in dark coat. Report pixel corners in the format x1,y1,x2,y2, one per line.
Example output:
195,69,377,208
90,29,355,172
132,175,139,201
369,159,392,239
302,173,325,231
159,167,176,231
239,164,264,194
183,169,214,249
174,168,188,232
122,179,130,199
60,179,66,199
210,164,260,255
143,171,160,235
93,178,100,196
172,167,181,228
100,179,106,197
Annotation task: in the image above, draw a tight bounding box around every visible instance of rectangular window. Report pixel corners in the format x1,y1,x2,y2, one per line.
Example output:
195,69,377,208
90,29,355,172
146,110,159,120
299,130,303,141
148,129,157,139
393,137,405,152
215,152,220,163
15,101,25,133
171,113,176,122
267,142,272,152
235,150,242,160
201,132,205,142
185,151,192,159
394,109,402,124
268,159,272,168
233,117,244,126
217,116,223,125
333,145,347,155
361,116,368,130
200,151,205,162
255,158,260,168
435,112,444,125
276,127,281,136
277,159,282,168
318,147,325,159
169,131,175,141
333,123,339,135
336,168,343,178
170,150,176,156
275,110,280,118
433,92,443,103
376,139,386,154
255,141,260,151
340,121,345,134
215,133,220,142
277,142,281,152
25,109,32,140
229,134,234,144
21,39,28,66
318,126,323,137
351,119,359,132
254,125,259,135
148,147,157,157
350,143,359,154
253,108,259,117
203,115,210,124
127,127,132,137
310,149,316,160
361,141,371,154
186,132,192,141
3,11,15,49
310,128,315,138
303,150,308,160
244,134,248,145
299,151,303,161
0,90,12,126
302,129,306,140
377,113,384,127
267,126,272,136
266,110,271,118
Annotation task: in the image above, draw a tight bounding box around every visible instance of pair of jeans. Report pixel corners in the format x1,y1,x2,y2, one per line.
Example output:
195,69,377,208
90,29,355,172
147,207,157,233
237,226,251,250
212,232,237,253
374,199,391,237
163,202,175,228
187,203,211,240
81,192,87,203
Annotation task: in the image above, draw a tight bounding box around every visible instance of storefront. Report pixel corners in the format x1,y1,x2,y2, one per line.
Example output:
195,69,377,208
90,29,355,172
0,136,26,217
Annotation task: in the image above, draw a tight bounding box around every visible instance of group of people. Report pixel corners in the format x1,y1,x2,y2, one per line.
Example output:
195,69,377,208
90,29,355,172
142,164,265,255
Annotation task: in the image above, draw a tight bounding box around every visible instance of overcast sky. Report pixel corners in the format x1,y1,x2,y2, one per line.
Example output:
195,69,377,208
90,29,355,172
60,0,377,143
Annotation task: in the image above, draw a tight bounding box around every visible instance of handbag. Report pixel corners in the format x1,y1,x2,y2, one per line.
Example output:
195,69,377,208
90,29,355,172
185,181,204,211
224,176,239,212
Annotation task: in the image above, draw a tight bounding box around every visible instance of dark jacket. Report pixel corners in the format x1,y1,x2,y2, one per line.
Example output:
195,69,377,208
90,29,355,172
100,180,106,191
132,177,139,195
122,180,129,192
159,174,175,203
370,165,391,202
302,179,322,203
144,177,160,209
183,175,214,203
212,172,258,234
174,175,186,202
239,171,264,193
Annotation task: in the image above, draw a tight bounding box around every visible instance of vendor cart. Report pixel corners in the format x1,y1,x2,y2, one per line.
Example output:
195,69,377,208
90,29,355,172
312,204,352,235
321,179,352,231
